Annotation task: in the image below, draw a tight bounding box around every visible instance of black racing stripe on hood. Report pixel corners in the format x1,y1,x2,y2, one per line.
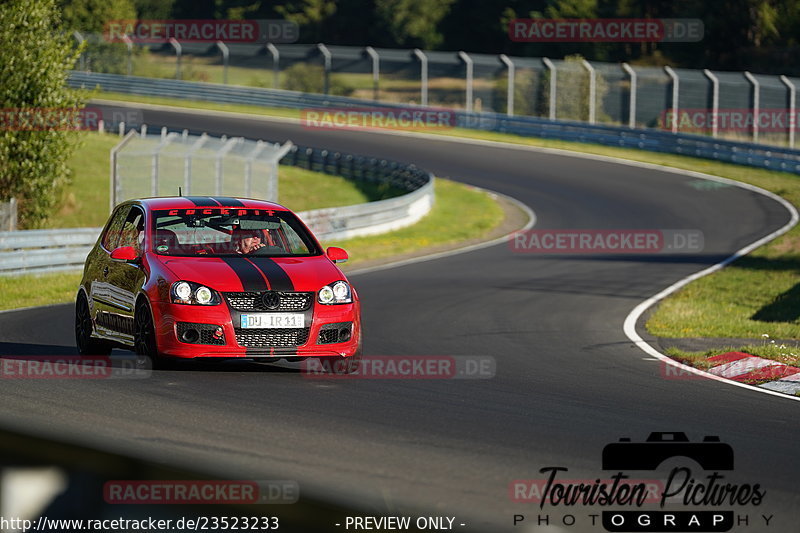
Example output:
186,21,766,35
213,197,245,207
185,196,220,207
248,258,294,292
220,257,269,292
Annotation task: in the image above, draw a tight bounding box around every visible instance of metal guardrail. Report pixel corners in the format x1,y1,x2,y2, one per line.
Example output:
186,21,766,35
0,144,433,276
69,72,800,175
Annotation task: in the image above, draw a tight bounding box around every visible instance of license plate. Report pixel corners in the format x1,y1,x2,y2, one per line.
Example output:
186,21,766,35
240,313,305,329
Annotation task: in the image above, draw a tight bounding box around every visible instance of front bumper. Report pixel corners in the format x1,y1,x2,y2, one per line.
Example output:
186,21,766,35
150,299,360,359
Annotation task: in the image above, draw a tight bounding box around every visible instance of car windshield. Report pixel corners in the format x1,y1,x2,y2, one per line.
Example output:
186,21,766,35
151,208,321,257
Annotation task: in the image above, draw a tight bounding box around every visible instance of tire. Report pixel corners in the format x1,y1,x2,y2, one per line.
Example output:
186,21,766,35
75,294,112,356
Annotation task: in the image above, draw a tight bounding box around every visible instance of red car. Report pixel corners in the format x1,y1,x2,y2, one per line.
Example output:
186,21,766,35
75,197,362,369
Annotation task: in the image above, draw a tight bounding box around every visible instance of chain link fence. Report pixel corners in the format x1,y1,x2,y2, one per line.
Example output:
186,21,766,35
111,128,291,210
73,33,800,148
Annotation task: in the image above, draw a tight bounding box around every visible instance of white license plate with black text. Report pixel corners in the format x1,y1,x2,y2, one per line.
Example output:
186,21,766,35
240,313,305,329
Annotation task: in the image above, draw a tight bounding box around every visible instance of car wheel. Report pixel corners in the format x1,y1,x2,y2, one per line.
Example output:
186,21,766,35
75,294,111,356
134,299,160,368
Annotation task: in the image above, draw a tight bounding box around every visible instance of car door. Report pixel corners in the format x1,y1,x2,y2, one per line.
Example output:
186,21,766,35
103,205,147,343
89,205,130,337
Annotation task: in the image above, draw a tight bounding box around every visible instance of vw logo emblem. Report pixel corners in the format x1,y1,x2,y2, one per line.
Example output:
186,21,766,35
262,292,281,310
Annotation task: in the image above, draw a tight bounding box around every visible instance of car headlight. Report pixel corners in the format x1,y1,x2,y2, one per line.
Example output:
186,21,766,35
318,281,352,305
171,281,221,305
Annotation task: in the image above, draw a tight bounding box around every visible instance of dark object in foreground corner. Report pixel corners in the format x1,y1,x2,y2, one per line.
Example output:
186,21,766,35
0,425,350,532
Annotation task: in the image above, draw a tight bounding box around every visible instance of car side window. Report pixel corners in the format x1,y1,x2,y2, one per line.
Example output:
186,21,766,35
118,207,145,254
101,206,131,251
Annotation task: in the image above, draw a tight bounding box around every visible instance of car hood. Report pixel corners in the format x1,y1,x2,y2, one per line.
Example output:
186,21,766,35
155,254,345,293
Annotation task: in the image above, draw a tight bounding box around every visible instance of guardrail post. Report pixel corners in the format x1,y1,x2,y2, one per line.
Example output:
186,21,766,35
581,59,596,124
664,66,679,133
73,31,85,71
266,43,280,88
365,46,380,101
744,71,760,143
781,75,796,148
622,62,636,128
458,51,473,113
542,58,556,121
317,43,331,95
216,41,229,84
499,54,515,116
703,69,719,138
413,49,428,106
169,38,182,80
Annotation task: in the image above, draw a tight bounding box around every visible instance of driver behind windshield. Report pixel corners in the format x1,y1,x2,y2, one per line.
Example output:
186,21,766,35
234,229,266,254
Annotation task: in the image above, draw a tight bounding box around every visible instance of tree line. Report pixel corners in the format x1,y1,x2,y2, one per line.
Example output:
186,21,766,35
60,0,800,73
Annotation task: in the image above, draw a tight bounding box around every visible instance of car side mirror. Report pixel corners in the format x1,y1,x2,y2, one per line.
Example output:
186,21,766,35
110,246,139,263
326,246,348,264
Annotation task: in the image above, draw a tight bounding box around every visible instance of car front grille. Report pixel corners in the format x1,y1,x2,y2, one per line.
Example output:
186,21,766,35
224,291,313,312
234,327,310,348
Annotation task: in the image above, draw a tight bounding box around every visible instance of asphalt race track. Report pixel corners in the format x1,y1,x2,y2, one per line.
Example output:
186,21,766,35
1,105,798,532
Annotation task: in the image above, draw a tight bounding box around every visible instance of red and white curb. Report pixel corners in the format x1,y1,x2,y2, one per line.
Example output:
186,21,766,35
705,352,800,395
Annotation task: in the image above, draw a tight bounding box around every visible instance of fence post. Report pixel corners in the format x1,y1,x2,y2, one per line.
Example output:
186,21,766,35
152,132,179,196
499,54,515,116
542,58,556,121
110,129,138,212
664,66,679,133
581,59,596,124
780,75,796,148
702,69,719,138
216,41,229,84
413,49,428,106
215,138,241,195
266,43,280,88
185,133,209,196
317,43,331,95
458,51,473,113
365,46,380,101
169,38,182,80
622,62,636,128
245,141,267,198
73,31,85,71
744,71,760,143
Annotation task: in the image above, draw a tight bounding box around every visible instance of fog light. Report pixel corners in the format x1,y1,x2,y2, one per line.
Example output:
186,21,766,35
339,327,351,342
213,326,224,339
181,328,200,343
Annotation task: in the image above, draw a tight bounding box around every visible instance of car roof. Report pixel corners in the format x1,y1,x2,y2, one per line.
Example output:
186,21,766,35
130,197,290,211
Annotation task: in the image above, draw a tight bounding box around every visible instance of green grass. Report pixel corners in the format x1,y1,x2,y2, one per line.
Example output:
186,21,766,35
51,132,402,228
329,178,504,264
0,272,83,311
